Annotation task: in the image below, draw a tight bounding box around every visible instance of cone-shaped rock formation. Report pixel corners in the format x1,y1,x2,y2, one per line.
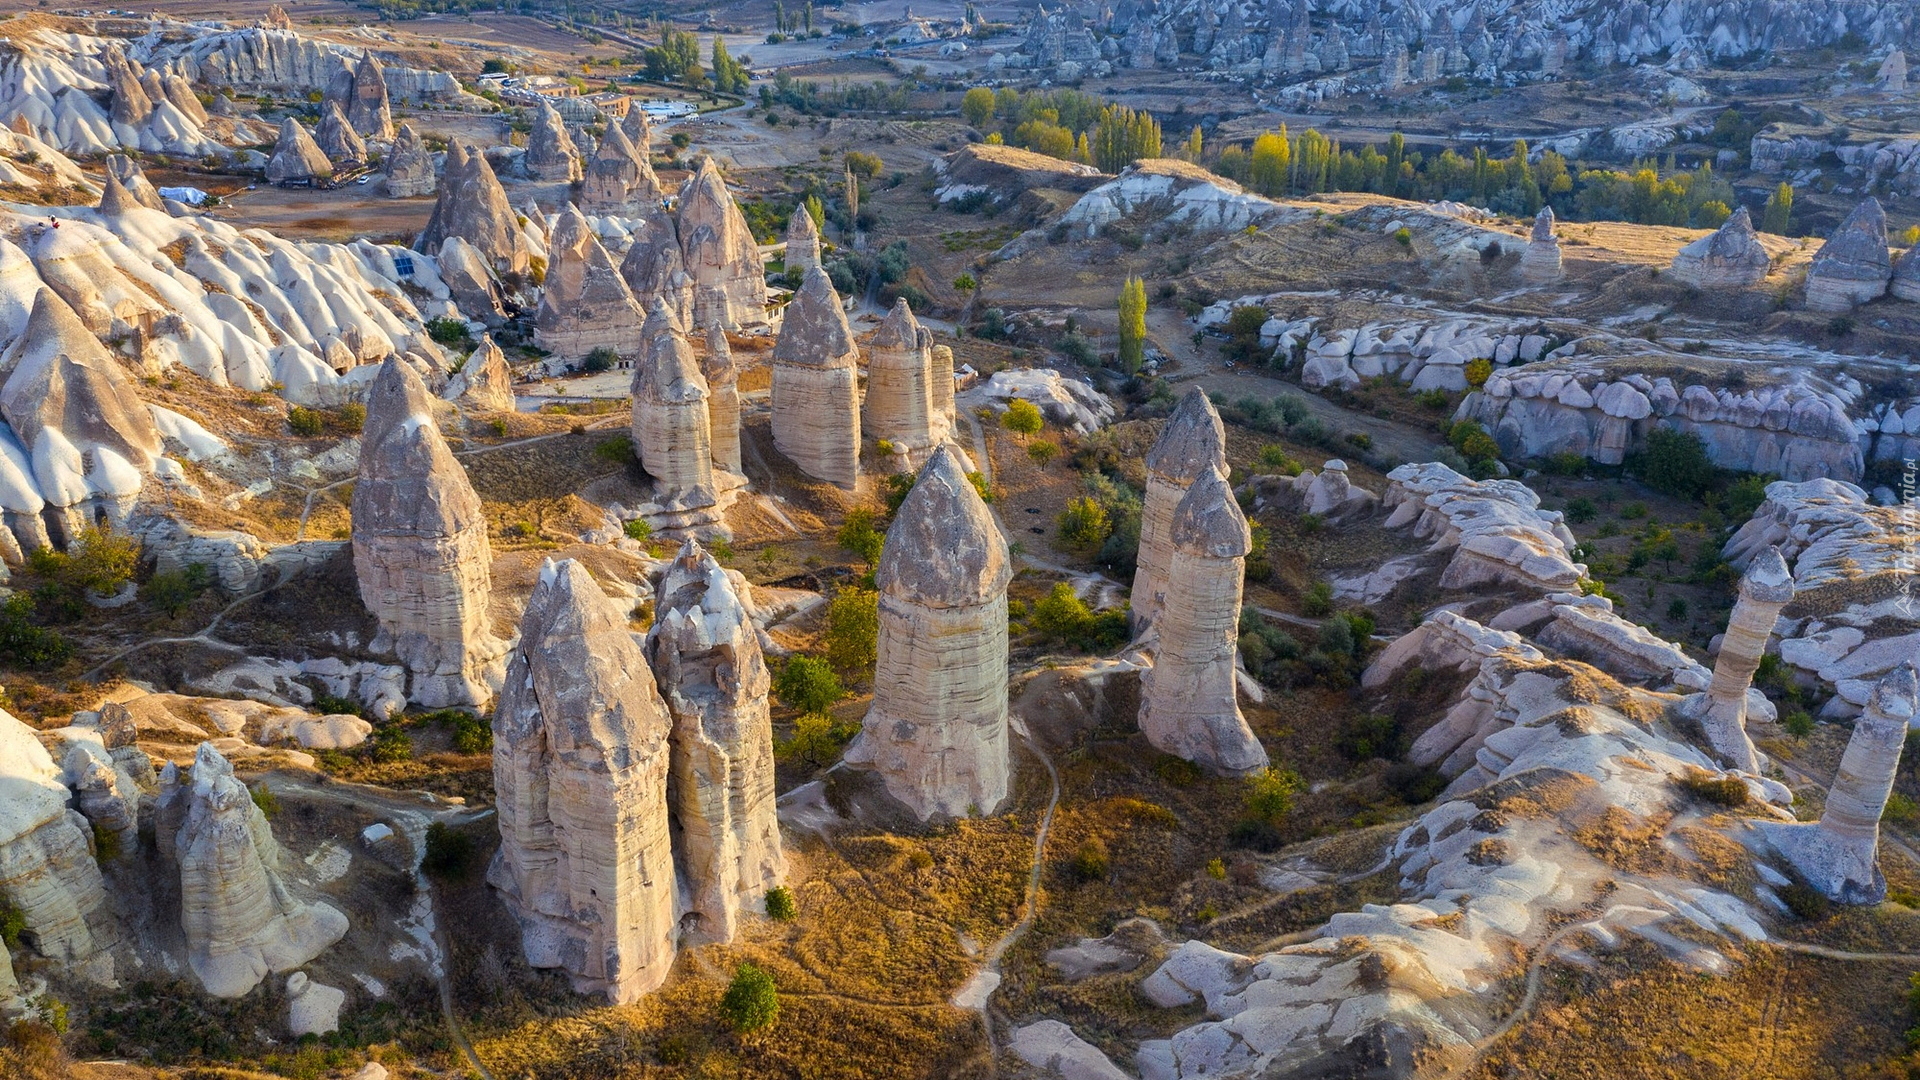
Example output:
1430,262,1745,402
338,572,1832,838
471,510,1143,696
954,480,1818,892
444,335,515,412
1519,206,1562,283
1805,197,1892,312
525,101,581,182
535,205,647,359
1132,388,1226,634
1670,206,1771,288
771,266,861,488
384,123,435,197
265,117,332,183
416,142,530,276
619,212,694,328
677,157,768,329
863,298,940,466
314,100,366,163
785,207,821,277
578,122,659,215
631,299,717,512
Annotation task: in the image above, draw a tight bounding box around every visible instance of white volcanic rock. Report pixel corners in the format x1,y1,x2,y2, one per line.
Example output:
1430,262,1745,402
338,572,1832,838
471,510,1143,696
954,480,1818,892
645,541,787,943
314,100,365,163
265,117,332,183
1680,548,1794,772
490,558,678,1004
286,970,345,1037
930,344,956,429
631,299,723,518
416,142,530,277
106,153,165,210
1724,478,1916,588
784,207,821,276
1059,159,1310,236
1519,206,1563,283
1133,388,1227,634
525,101,581,182
535,205,647,360
620,212,695,329
1804,198,1892,312
437,236,505,324
174,742,348,997
862,298,942,465
1139,467,1269,776
1381,462,1585,593
344,52,394,140
960,368,1115,434
383,123,435,197
443,335,515,412
1010,1020,1132,1080
1670,207,1771,288
578,121,660,215
770,266,861,488
0,705,116,985
351,356,508,708
848,446,1013,820
677,158,768,330
702,324,742,475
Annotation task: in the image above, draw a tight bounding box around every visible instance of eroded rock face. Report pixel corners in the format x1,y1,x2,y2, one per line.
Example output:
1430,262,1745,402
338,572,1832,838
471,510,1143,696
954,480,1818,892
0,705,116,987
351,356,507,708
1670,206,1771,288
1138,468,1268,776
631,300,716,512
535,206,647,360
1804,197,1892,312
490,558,678,1004
1519,206,1563,283
771,266,861,488
847,447,1012,820
345,52,394,140
863,298,941,465
525,102,581,183
578,122,659,215
314,100,365,163
106,153,164,210
784,207,821,277
1381,462,1586,594
930,344,956,428
383,123,435,197
1133,389,1226,634
174,742,347,997
1893,243,1920,302
645,541,786,944
677,158,768,329
619,212,695,329
438,236,505,323
443,335,515,412
265,117,331,183
416,142,530,277
702,325,742,475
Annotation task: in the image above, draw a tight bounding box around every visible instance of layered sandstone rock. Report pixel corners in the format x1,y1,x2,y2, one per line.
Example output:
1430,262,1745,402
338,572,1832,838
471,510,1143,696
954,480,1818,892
578,122,659,215
384,123,435,197
771,266,861,488
0,706,115,986
1519,206,1563,283
1138,467,1269,776
416,142,530,277
1760,664,1916,903
95,168,144,220
490,558,678,1004
619,212,695,328
1804,197,1892,312
645,541,786,943
677,158,768,329
930,344,956,427
784,207,821,276
534,205,647,360
863,298,940,466
314,100,365,163
106,153,165,210
847,447,1013,820
1670,206,1771,287
525,102,581,182
1380,462,1586,594
351,356,508,708
1132,389,1226,634
265,117,332,183
631,300,717,510
437,236,505,323
174,742,347,997
63,745,139,863
702,324,742,475
346,52,394,140
1680,547,1793,772
443,335,515,412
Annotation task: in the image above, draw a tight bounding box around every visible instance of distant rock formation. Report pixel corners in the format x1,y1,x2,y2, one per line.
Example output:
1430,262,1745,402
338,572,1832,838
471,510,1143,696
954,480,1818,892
351,356,508,708
677,158,768,330
1804,197,1892,312
785,207,821,277
106,153,164,210
345,52,394,140
863,298,941,468
1881,48,1909,92
490,558,678,1004
578,122,659,215
314,100,365,163
930,343,956,428
771,266,861,487
702,325,742,475
1669,206,1771,288
0,706,116,988
619,212,695,328
525,102,581,183
416,142,530,277
1519,206,1563,283
437,236,506,323
173,742,347,997
1133,389,1226,634
534,205,647,360
383,123,435,197
645,541,786,943
1761,664,1916,903
443,335,515,412
1138,467,1269,776
847,446,1012,820
95,168,144,220
1681,548,1793,772
265,117,332,183
1891,242,1920,302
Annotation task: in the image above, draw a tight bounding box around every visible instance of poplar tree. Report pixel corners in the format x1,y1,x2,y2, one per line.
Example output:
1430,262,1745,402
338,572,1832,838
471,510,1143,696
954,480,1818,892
1118,277,1148,375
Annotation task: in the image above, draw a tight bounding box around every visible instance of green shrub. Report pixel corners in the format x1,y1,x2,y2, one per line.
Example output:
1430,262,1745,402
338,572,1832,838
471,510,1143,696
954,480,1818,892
774,656,844,716
836,508,885,567
142,563,214,617
1301,580,1334,618
582,347,619,373
765,886,797,921
0,595,73,669
422,822,475,881
1564,497,1597,524
249,784,281,819
367,725,412,763
1002,398,1044,438
1056,497,1110,551
1628,428,1715,500
1675,769,1748,807
1463,358,1493,388
623,518,653,542
287,406,324,437
1070,837,1109,881
1778,880,1830,921
1335,713,1400,761
1886,793,1919,825
1029,583,1128,651
449,713,492,755
1782,709,1814,738
593,435,635,465
0,893,26,949
824,588,878,679
1243,766,1301,823
335,402,366,433
425,316,472,348
720,963,779,1033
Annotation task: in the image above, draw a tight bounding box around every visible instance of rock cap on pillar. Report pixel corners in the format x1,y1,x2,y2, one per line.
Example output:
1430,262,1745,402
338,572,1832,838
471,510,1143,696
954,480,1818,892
877,444,1011,606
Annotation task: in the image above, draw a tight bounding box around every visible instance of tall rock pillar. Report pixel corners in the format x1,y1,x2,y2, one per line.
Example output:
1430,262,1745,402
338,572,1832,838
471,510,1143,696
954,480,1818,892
352,356,508,708
702,324,743,475
645,541,786,943
862,298,937,467
846,447,1012,820
1138,468,1269,776
535,204,648,361
677,157,768,330
771,266,861,488
1520,206,1563,283
930,343,956,430
1686,546,1793,772
1131,388,1226,634
630,299,728,528
489,559,679,1003
785,207,821,277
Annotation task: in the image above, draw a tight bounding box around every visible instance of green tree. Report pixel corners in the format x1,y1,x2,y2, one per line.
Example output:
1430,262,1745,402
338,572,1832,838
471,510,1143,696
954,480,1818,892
1629,428,1716,500
961,86,995,128
1057,496,1111,551
711,36,749,93
1244,766,1301,822
804,193,825,229
1761,181,1794,235
1027,439,1059,468
720,963,779,1033
141,563,213,617
1117,276,1148,374
824,587,878,679
836,508,885,567
644,28,702,84
1089,104,1161,172
773,655,843,715
1002,398,1043,440
1248,129,1291,196
765,885,798,921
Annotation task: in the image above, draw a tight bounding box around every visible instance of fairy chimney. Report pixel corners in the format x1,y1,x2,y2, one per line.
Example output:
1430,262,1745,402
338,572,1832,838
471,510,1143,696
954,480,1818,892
677,157,768,330
770,266,861,488
702,324,742,475
534,205,648,360
1684,547,1793,772
1132,388,1226,634
863,297,938,465
631,299,717,512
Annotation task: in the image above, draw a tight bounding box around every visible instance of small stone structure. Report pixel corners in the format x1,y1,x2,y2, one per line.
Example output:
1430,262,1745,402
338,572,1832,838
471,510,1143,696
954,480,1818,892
1132,388,1226,634
1519,206,1563,283
770,266,861,488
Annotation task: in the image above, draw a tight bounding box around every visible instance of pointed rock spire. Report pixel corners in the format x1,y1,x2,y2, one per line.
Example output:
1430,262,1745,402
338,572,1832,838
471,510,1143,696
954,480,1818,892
702,324,742,474
0,286,163,476
863,297,938,462
1133,388,1226,634
770,266,860,488
785,205,821,277
1805,197,1892,312
847,446,1013,819
676,157,767,330
631,299,715,510
534,205,647,359
525,101,581,182
491,558,678,1004
620,211,694,328
1687,546,1793,771
265,117,332,183
96,167,142,219
1671,205,1770,288
314,99,366,163
383,122,435,198
106,153,165,210
1520,205,1563,283
443,334,515,412
347,51,394,140
579,121,659,214
416,142,529,276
